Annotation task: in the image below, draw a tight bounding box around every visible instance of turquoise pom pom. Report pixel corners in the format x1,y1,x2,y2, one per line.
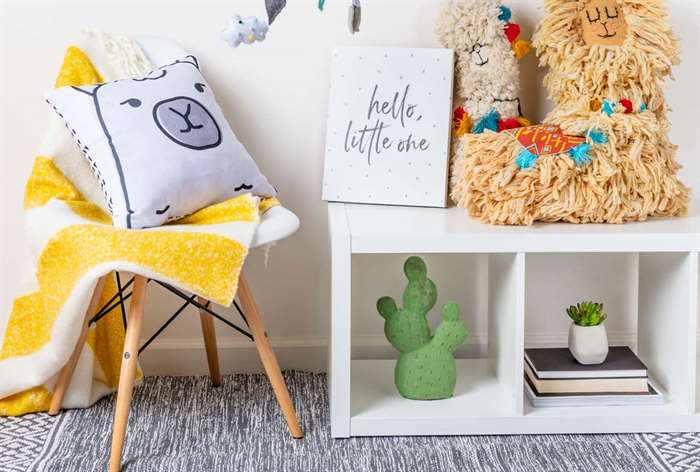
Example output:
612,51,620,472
570,143,593,166
602,100,616,117
472,109,500,134
498,5,512,22
516,149,537,169
587,129,608,144
640,103,648,112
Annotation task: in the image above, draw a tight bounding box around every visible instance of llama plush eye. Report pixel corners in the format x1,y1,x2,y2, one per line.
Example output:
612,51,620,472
120,98,142,108
586,8,601,23
194,83,206,93
605,6,619,19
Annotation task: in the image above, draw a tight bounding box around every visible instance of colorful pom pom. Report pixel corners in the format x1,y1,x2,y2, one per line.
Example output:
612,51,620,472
504,23,520,43
516,149,537,169
472,109,500,134
512,38,531,59
569,143,593,166
498,5,512,22
602,100,616,116
453,107,472,138
498,118,521,132
516,117,532,127
620,99,634,114
640,103,648,112
586,129,608,144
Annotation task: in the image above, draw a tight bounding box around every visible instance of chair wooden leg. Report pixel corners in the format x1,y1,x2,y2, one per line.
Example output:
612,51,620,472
198,297,221,386
108,276,147,472
237,274,303,439
49,276,108,416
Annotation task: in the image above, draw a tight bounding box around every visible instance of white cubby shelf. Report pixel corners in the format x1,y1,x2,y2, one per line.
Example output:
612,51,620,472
328,202,700,437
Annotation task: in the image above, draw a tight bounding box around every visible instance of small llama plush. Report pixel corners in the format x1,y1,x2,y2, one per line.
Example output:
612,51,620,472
436,0,531,137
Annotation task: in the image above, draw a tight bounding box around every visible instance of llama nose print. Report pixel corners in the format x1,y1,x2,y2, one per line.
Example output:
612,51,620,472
153,96,222,150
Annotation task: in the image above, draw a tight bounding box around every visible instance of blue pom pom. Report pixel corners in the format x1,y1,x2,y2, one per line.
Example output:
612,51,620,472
516,149,537,169
602,100,616,117
498,5,512,22
570,143,593,166
587,129,608,144
472,109,500,134
640,103,648,112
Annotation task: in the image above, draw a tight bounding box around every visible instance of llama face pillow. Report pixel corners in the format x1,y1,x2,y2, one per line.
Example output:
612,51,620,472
46,55,276,229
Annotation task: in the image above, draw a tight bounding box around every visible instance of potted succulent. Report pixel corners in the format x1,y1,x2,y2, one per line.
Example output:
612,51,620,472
566,301,609,365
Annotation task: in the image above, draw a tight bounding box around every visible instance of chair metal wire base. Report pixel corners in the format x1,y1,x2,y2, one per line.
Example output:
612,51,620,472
88,273,253,355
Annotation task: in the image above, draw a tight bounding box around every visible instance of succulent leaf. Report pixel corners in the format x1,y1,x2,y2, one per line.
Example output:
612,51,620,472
565,300,607,326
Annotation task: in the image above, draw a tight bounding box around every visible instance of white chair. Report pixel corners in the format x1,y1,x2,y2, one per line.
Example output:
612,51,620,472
47,37,303,472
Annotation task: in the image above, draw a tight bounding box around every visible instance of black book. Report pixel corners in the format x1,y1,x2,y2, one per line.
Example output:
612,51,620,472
525,346,647,380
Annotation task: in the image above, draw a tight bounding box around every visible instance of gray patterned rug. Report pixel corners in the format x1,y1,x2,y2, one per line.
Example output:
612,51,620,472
1,373,698,472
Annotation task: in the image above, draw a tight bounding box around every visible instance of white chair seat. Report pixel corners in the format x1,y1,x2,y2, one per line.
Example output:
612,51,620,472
252,205,300,248
136,36,299,249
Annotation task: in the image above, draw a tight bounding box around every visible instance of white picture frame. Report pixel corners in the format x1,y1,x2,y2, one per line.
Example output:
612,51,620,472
322,47,454,208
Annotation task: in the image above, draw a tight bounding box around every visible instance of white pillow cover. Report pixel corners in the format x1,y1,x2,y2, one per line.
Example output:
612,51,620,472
45,55,276,229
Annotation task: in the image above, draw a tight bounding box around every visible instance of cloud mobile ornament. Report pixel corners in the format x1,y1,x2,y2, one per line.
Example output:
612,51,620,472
222,14,269,47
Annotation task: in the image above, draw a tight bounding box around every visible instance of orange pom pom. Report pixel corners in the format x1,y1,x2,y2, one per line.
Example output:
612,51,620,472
453,107,472,138
516,117,532,127
512,39,532,60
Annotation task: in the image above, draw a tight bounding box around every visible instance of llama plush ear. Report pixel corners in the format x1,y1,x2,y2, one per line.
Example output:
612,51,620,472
498,5,532,60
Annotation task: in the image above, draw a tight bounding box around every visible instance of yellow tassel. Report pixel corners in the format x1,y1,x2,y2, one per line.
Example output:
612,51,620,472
516,116,532,127
512,39,532,60
454,113,472,138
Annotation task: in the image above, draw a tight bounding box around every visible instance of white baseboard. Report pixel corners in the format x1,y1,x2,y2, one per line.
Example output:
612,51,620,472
138,330,657,376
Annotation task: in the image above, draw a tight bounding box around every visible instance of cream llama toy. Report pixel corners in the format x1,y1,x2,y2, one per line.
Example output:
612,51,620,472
436,0,531,137
450,0,688,225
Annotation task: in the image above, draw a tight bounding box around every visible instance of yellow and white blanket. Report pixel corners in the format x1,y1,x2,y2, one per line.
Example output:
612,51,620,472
0,39,274,416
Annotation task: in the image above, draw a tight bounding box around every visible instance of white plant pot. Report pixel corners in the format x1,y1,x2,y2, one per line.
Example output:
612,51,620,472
568,323,609,365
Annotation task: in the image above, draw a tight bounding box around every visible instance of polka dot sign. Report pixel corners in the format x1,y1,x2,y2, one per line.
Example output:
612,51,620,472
322,47,454,208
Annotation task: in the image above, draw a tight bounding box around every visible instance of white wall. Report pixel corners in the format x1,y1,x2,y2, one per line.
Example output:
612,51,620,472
0,0,698,375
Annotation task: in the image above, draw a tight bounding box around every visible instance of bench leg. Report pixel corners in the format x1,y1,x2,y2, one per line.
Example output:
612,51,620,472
49,276,108,415
237,274,303,439
198,297,221,386
108,276,147,472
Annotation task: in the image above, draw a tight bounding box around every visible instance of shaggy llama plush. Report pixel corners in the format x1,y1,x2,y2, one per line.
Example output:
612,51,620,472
436,0,530,137
450,0,689,225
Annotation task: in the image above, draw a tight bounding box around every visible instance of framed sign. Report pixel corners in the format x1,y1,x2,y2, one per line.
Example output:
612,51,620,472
322,47,454,207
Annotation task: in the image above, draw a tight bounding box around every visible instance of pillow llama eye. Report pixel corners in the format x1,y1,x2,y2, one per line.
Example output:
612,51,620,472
46,56,276,229
579,0,628,46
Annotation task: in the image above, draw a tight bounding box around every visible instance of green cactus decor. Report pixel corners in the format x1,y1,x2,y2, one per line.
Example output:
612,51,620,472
377,257,468,400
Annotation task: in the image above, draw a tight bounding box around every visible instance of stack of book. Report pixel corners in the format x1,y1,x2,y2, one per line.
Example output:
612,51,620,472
524,346,663,407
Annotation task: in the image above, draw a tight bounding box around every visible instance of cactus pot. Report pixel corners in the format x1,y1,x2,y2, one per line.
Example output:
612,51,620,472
568,323,609,365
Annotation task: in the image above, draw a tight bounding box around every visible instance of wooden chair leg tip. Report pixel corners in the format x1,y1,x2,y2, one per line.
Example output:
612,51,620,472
47,409,60,417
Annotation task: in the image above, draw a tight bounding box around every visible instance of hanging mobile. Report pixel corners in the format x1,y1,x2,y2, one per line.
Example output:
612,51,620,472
265,0,287,24
348,0,361,34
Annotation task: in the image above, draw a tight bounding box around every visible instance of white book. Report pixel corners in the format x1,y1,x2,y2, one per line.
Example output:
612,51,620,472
525,376,664,408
